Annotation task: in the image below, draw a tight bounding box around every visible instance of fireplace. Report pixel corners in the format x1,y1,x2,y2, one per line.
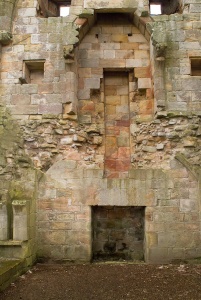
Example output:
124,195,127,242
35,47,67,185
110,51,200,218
92,206,145,261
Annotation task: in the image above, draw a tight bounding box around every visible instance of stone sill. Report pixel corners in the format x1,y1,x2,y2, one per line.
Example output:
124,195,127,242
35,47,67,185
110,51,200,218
0,240,24,246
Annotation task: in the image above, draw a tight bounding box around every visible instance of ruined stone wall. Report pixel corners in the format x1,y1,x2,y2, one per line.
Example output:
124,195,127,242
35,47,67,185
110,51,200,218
0,0,200,263
0,107,37,265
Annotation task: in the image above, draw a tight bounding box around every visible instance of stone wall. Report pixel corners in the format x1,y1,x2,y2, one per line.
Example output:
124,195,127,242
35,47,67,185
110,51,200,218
0,107,37,265
0,0,200,263
37,166,200,263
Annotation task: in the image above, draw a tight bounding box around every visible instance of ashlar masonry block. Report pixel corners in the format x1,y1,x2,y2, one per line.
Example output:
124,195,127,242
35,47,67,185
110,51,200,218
138,78,152,89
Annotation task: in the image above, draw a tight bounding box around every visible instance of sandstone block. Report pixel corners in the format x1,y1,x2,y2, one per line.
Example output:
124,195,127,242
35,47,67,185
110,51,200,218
79,115,92,124
60,137,73,145
79,59,99,68
87,50,103,59
51,222,72,230
63,102,77,115
105,104,116,115
78,68,91,78
134,67,150,78
126,59,143,68
38,83,54,94
8,105,38,115
11,94,31,105
117,136,129,147
46,231,66,244
147,232,158,247
38,104,62,114
100,59,125,68
128,34,147,43
180,199,197,212
91,136,102,145
142,146,156,153
135,50,149,59
85,78,100,89
103,50,115,59
189,4,201,13
31,94,46,105
138,78,151,89
120,43,139,50
105,95,120,105
100,43,120,50
78,89,90,99
112,34,128,43
21,84,38,94
18,8,36,17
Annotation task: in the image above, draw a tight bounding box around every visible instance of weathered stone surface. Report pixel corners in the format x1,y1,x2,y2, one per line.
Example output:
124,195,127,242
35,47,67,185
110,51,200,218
0,0,201,267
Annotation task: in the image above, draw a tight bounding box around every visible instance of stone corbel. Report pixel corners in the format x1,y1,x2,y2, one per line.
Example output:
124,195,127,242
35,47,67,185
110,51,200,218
154,43,167,61
0,30,12,45
151,24,167,61
63,45,75,62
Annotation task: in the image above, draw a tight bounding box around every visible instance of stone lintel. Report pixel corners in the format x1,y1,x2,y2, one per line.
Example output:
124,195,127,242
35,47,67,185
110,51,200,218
84,0,139,12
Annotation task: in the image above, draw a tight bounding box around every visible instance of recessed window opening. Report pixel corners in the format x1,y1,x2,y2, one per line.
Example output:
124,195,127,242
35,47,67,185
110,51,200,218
20,60,45,84
149,0,181,15
150,4,161,15
190,57,201,76
60,6,70,16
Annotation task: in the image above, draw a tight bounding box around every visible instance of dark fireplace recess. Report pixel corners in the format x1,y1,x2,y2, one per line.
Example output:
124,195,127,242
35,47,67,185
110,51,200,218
92,206,145,261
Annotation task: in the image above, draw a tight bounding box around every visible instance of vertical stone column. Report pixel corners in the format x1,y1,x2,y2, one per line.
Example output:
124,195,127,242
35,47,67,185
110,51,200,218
0,0,16,45
104,71,130,178
150,23,167,112
154,60,166,110
12,200,28,241
0,201,8,240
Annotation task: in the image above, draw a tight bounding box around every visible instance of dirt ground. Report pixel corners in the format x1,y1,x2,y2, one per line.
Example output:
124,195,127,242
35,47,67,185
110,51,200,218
1,262,201,300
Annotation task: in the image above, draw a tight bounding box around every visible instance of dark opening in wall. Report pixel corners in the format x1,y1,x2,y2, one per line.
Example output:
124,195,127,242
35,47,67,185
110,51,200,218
92,206,145,261
190,58,201,76
149,0,180,15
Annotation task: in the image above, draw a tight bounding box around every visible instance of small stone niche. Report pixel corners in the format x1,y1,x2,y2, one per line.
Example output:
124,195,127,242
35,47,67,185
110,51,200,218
190,57,201,76
37,0,71,17
20,60,45,84
92,206,145,261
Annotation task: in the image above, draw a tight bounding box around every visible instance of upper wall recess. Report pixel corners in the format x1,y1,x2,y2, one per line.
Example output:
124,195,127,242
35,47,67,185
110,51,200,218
37,0,71,17
149,0,181,15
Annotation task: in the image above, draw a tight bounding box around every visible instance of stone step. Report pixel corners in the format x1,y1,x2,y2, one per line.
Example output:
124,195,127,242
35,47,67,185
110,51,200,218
0,259,26,291
0,240,24,259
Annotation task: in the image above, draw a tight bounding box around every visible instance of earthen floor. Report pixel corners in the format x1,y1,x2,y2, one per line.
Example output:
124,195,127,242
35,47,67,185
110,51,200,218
1,262,201,300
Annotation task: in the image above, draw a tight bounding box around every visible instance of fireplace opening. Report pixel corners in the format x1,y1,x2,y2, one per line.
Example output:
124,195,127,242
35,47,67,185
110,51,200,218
92,206,145,261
